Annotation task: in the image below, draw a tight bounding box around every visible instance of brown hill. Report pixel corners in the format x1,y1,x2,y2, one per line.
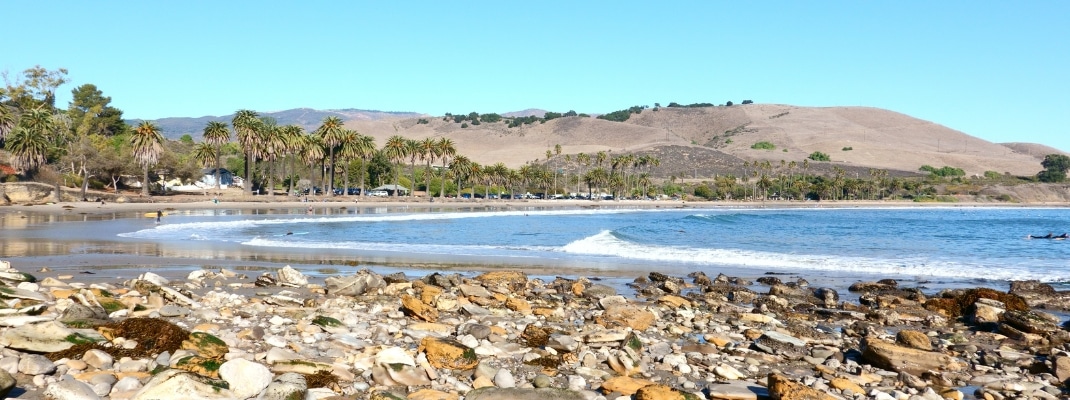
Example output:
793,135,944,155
343,104,1050,178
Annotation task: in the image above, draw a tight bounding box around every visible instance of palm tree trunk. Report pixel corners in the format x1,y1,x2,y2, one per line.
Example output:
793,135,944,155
328,149,336,196
142,164,150,197
214,144,222,190
359,157,367,197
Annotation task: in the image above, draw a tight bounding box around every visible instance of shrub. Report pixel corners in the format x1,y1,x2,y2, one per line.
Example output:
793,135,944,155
983,170,1001,179
480,113,502,123
741,100,753,104
842,147,853,151
751,141,776,150
460,123,468,128
693,185,714,199
808,151,830,162
919,165,965,177
725,101,734,106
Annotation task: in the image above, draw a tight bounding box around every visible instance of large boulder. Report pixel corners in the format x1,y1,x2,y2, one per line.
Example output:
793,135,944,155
419,337,478,370
132,370,233,400
767,373,836,400
0,321,80,353
325,269,386,296
219,358,273,399
860,337,963,376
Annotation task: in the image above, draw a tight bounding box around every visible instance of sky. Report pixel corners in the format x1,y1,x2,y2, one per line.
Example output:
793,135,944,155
4,1,1069,151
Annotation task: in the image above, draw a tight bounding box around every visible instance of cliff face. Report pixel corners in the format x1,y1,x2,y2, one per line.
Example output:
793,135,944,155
0,183,118,204
977,183,1070,204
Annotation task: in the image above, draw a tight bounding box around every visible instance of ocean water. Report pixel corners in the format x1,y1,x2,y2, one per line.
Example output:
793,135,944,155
115,207,1070,286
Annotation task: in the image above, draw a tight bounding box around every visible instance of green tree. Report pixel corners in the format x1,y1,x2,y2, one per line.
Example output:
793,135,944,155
67,84,126,136
202,121,231,189
383,135,408,197
232,109,261,194
808,151,830,162
5,107,56,175
315,116,346,196
436,138,456,199
1038,154,1070,183
130,121,164,196
2,65,69,110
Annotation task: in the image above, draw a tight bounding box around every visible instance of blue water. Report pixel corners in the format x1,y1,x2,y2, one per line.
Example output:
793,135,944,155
115,207,1070,285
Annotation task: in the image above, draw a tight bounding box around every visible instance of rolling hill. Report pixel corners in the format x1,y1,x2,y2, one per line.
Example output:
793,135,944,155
144,104,1060,179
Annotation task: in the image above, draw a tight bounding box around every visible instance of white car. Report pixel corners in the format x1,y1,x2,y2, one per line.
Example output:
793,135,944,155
369,190,389,197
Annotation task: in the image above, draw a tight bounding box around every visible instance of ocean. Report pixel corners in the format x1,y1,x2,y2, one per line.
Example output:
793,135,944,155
109,206,1070,289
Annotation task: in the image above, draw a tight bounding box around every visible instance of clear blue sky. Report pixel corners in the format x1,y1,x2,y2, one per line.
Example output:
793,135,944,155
4,1,1068,151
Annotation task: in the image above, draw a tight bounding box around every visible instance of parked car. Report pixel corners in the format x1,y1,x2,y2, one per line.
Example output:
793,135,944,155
369,190,389,197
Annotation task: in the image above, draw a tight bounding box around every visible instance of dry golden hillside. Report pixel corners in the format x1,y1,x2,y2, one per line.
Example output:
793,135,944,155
344,104,1052,177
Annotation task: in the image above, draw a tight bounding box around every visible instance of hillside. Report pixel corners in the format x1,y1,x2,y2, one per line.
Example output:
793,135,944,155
346,104,1050,177
143,104,1058,179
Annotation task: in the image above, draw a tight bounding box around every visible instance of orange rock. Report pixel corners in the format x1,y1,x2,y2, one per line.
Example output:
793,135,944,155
601,376,655,396
533,308,557,317
419,337,478,370
596,305,655,331
767,373,837,400
474,271,528,292
571,282,585,296
828,377,865,395
402,294,439,322
657,295,691,309
421,285,443,305
505,297,532,315
408,389,459,400
635,384,694,400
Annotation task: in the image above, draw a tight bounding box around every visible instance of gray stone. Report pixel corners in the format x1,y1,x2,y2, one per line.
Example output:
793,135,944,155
0,320,78,353
0,369,14,398
460,304,490,316
132,369,233,400
458,284,492,298
598,295,628,310
158,305,190,317
219,358,273,399
18,354,56,375
585,285,617,300
465,323,493,340
533,374,553,388
257,372,307,400
705,381,768,400
59,302,108,321
276,265,308,287
493,368,516,388
43,375,101,400
325,270,386,296
466,387,584,400
547,334,579,352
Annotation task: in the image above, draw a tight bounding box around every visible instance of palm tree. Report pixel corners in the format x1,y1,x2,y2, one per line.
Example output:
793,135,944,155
232,110,261,195
0,104,18,142
5,107,55,175
315,116,346,196
404,139,423,197
280,125,305,195
583,167,608,199
355,134,376,197
450,155,473,197
383,135,407,197
130,121,164,196
596,151,607,168
576,153,591,194
436,138,456,199
192,142,216,181
301,133,325,195
419,137,439,198
488,163,509,199
201,121,230,190
336,130,361,195
261,123,285,196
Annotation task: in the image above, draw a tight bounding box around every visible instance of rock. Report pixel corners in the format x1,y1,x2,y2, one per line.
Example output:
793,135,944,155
895,330,933,351
635,384,695,400
597,304,655,330
658,295,691,309
753,331,806,358
159,304,190,317
493,368,516,388
0,320,79,352
474,271,527,292
402,294,439,322
584,284,618,299
848,281,896,292
181,332,229,359
59,302,108,321
407,389,460,400
828,377,865,396
465,388,586,400
860,337,963,376
132,370,233,400
705,381,768,400
767,373,836,400
458,284,492,298
1053,353,1070,382
970,300,1005,325
0,369,14,398
18,354,56,375
43,375,101,400
276,265,308,287
386,364,432,386
257,372,307,400
83,349,114,370
504,297,532,315
1000,310,1059,334
376,346,416,366
813,288,839,307
602,376,655,396
325,269,386,296
419,337,478,370
219,358,273,399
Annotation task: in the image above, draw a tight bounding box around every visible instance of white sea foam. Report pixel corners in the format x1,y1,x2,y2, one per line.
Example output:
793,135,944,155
242,237,555,258
559,230,1070,282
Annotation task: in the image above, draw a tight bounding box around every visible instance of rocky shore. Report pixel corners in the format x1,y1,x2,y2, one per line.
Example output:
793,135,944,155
1,259,1069,400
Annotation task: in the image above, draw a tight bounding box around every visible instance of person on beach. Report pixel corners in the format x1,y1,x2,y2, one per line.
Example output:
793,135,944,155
155,209,162,223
